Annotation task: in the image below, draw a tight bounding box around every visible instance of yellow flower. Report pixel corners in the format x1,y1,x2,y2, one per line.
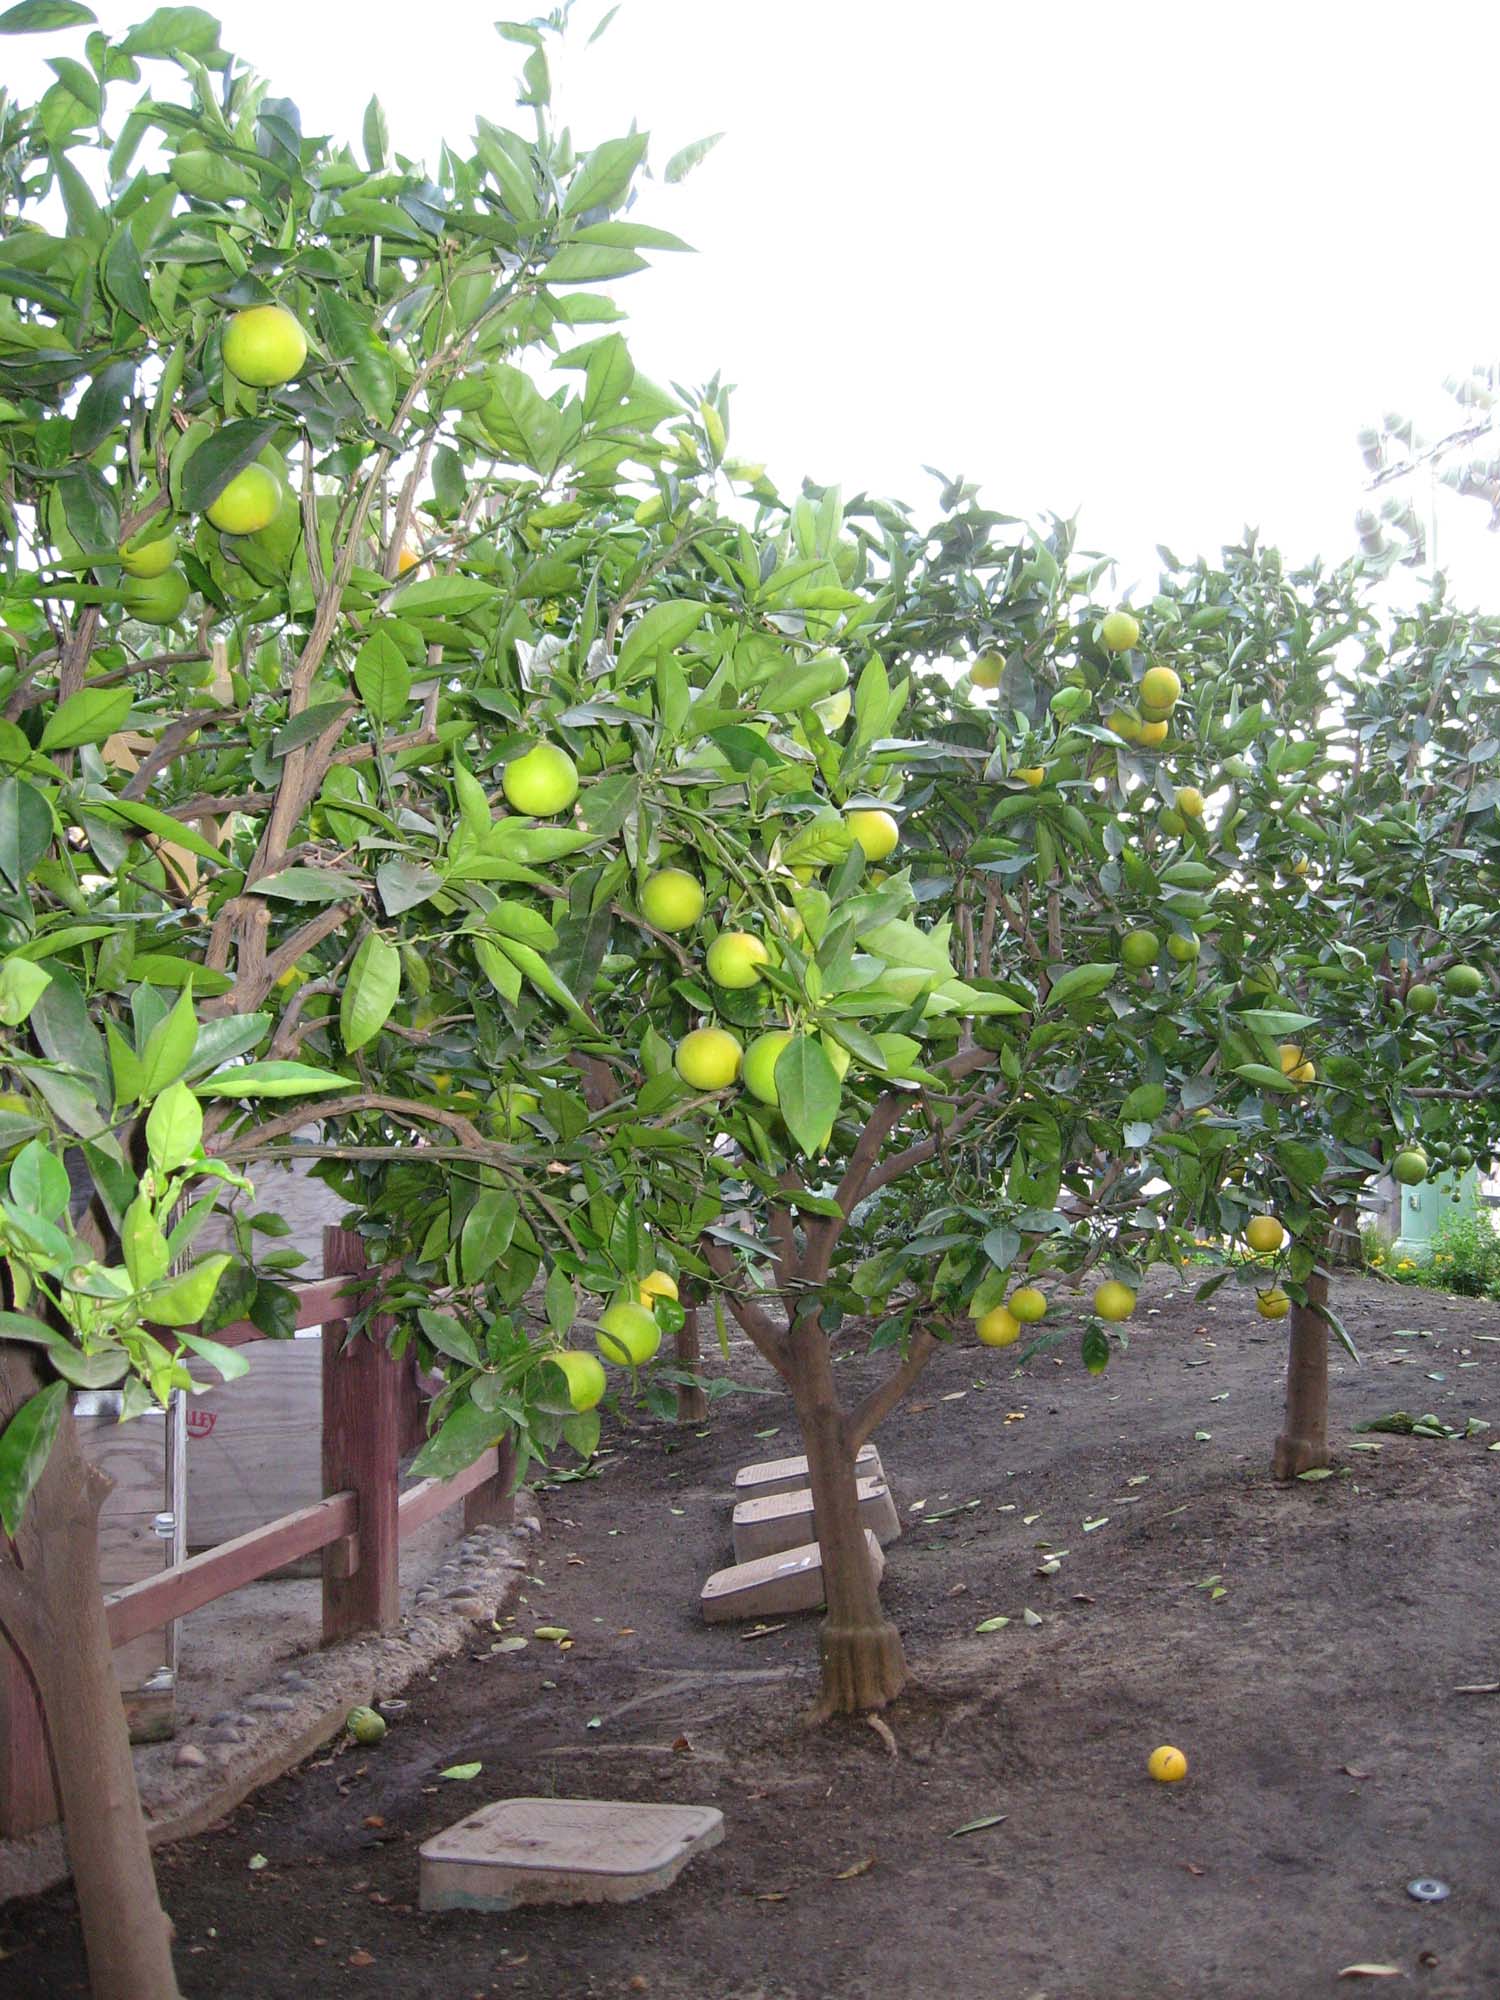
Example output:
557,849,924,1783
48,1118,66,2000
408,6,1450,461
1396,1259,1415,1271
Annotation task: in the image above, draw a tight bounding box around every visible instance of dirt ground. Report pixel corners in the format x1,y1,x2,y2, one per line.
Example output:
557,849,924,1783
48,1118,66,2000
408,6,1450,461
5,1268,1499,2000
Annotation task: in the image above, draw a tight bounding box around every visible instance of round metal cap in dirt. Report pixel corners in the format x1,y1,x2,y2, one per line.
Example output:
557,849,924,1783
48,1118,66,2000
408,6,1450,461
1406,1878,1451,1903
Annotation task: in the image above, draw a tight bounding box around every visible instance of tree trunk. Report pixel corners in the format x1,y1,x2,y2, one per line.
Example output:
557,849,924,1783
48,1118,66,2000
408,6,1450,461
674,1280,708,1425
1327,1201,1362,1269
0,1352,182,1998
1272,1267,1332,1480
784,1312,905,1716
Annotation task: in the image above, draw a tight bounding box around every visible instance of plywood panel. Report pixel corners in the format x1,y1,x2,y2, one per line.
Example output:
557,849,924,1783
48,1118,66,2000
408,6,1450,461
185,1336,322,1550
75,1407,169,1694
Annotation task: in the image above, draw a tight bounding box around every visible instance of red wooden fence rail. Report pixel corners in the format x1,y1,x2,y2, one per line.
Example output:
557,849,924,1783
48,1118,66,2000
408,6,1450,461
0,1227,515,1839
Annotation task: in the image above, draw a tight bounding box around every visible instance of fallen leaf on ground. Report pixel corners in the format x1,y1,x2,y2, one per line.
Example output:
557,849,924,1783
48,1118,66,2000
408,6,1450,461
1454,1681,1500,1694
349,1950,375,1967
1341,1766,1371,1779
975,1615,1010,1632
1184,1863,1206,1876
247,1854,268,1872
439,1763,482,1781
740,1622,787,1641
1338,1967,1402,1980
949,1812,1007,1838
834,1856,876,1879
751,1891,789,1901
362,1815,385,1828
866,1715,898,1758
1022,1607,1043,1628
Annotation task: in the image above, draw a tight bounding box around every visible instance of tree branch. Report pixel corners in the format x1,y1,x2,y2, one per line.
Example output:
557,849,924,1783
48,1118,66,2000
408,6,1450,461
848,1325,938,1452
208,1091,489,1161
700,1233,790,1377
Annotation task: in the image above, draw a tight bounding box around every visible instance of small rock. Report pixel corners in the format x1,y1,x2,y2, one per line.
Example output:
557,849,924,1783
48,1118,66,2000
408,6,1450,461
279,1671,314,1692
207,1710,236,1726
174,1744,208,1769
244,1694,296,1714
443,1594,486,1615
206,1724,243,1745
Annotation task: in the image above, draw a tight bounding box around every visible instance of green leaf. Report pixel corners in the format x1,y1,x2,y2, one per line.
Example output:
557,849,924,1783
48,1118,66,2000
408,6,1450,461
353,629,411,723
139,983,197,1099
460,1191,518,1286
564,133,648,216
775,1035,842,1158
195,1062,356,1099
617,599,709,679
1120,1082,1166,1123
146,1081,203,1174
180,419,279,515
85,797,224,864
394,576,498,617
39,684,131,751
140,1254,231,1328
1232,1062,1298,1095
0,957,51,1026
949,1811,1008,1838
664,132,723,184
562,1408,599,1460
0,1381,67,1538
120,6,222,59
175,1330,249,1382
1238,1008,1319,1036
858,918,954,975
1045,963,1118,1009
440,1762,482,1781
341,932,400,1053
411,1395,506,1478
1,2,97,29
418,1309,481,1368
121,1194,170,1288
250,867,361,905
0,781,53,890
545,1262,576,1337
9,1139,70,1220
1081,1325,1111,1375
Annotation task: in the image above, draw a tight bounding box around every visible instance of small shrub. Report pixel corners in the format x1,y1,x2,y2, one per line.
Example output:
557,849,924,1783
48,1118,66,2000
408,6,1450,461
1428,1204,1500,1297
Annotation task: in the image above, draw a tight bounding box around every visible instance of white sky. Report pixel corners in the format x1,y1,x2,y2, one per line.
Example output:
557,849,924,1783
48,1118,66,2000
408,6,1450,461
11,0,1500,597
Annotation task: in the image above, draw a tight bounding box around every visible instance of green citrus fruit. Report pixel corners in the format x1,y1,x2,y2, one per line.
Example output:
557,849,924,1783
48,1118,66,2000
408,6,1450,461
1101,610,1140,652
493,1085,539,1137
640,868,705,932
346,1706,387,1745
596,1300,661,1366
975,1305,1022,1348
1121,930,1161,970
1405,983,1439,1016
118,528,178,578
1256,1287,1291,1320
552,1348,607,1411
502,742,578,816
1392,1147,1429,1186
122,567,190,623
1093,1281,1136,1321
206,463,282,535
1107,710,1143,743
223,304,308,387
1175,786,1204,817
846,808,899,862
970,653,1005,688
1245,1214,1284,1254
674,1027,742,1090
706,931,770,989
1445,963,1484,998
1166,932,1200,962
1009,1286,1047,1322
743,1029,792,1105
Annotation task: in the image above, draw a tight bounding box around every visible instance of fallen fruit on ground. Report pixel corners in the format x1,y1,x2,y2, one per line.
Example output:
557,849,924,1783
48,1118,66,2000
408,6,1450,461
222,302,308,386
1093,1281,1136,1321
596,1301,662,1366
975,1305,1022,1348
640,867,705,932
1147,1744,1187,1782
1101,610,1140,652
706,931,770,988
1245,1214,1285,1254
502,741,579,816
552,1349,607,1411
346,1706,387,1746
1009,1286,1047,1322
846,808,899,861
675,1026,743,1089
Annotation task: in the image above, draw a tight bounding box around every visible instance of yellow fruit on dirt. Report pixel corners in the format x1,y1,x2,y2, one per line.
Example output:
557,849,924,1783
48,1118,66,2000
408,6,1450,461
1175,786,1204,818
1256,1287,1291,1320
970,653,1005,689
206,463,282,535
706,931,770,989
638,1269,679,1308
552,1348,607,1411
346,1705,387,1745
596,1300,661,1366
1278,1043,1316,1085
122,567,190,624
674,1027,743,1090
1009,1286,1047,1323
118,528,178,578
1101,610,1140,652
743,1029,792,1105
846,808,899,862
1245,1214,1285,1254
502,741,578,816
222,303,308,387
975,1305,1022,1348
639,868,706,932
1093,1281,1136,1322
1016,766,1046,787
1136,719,1169,747
1147,1745,1187,1783
1139,665,1182,718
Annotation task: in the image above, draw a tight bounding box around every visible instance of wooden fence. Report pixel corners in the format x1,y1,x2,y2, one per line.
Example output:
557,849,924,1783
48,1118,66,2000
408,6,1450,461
0,1226,513,1838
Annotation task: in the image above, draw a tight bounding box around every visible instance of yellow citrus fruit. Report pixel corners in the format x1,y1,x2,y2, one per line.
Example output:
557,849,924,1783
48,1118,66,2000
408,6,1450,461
970,653,1005,688
222,304,308,387
1256,1287,1291,1320
1136,718,1169,747
595,1300,661,1367
1245,1214,1285,1254
118,528,178,578
122,567,190,623
743,1029,792,1105
1009,1286,1047,1323
638,1269,679,1308
1175,786,1204,817
346,1706,387,1746
397,543,422,575
1016,766,1046,787
502,741,578,816
846,808,899,862
1139,665,1182,717
1147,1745,1187,1782
552,1348,607,1412
674,1027,742,1090
1278,1043,1316,1085
1101,610,1140,652
975,1305,1022,1348
1107,709,1143,743
206,463,282,535
1093,1280,1136,1321
640,869,705,932
706,931,770,989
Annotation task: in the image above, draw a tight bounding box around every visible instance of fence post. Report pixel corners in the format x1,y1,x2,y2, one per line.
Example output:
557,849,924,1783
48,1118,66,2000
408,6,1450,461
463,1431,517,1531
321,1228,403,1644
0,1636,57,1837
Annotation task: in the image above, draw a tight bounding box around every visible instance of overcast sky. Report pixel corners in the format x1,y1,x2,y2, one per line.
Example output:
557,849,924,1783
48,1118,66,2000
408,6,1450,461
12,1,1499,597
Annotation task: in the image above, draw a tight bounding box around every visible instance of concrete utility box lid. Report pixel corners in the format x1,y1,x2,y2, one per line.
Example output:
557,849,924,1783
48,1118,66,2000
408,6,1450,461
420,1797,724,1913
733,1442,882,1501
731,1477,901,1564
701,1528,886,1623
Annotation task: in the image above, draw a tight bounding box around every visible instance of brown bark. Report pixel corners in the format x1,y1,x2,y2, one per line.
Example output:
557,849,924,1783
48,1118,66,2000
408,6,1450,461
673,1280,708,1425
0,1350,182,1998
783,1308,906,1716
1272,1267,1332,1480
1327,1201,1362,1269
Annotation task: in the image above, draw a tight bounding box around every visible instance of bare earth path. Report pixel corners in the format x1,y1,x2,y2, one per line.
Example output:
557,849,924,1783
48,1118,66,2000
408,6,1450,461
5,1269,1499,2000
